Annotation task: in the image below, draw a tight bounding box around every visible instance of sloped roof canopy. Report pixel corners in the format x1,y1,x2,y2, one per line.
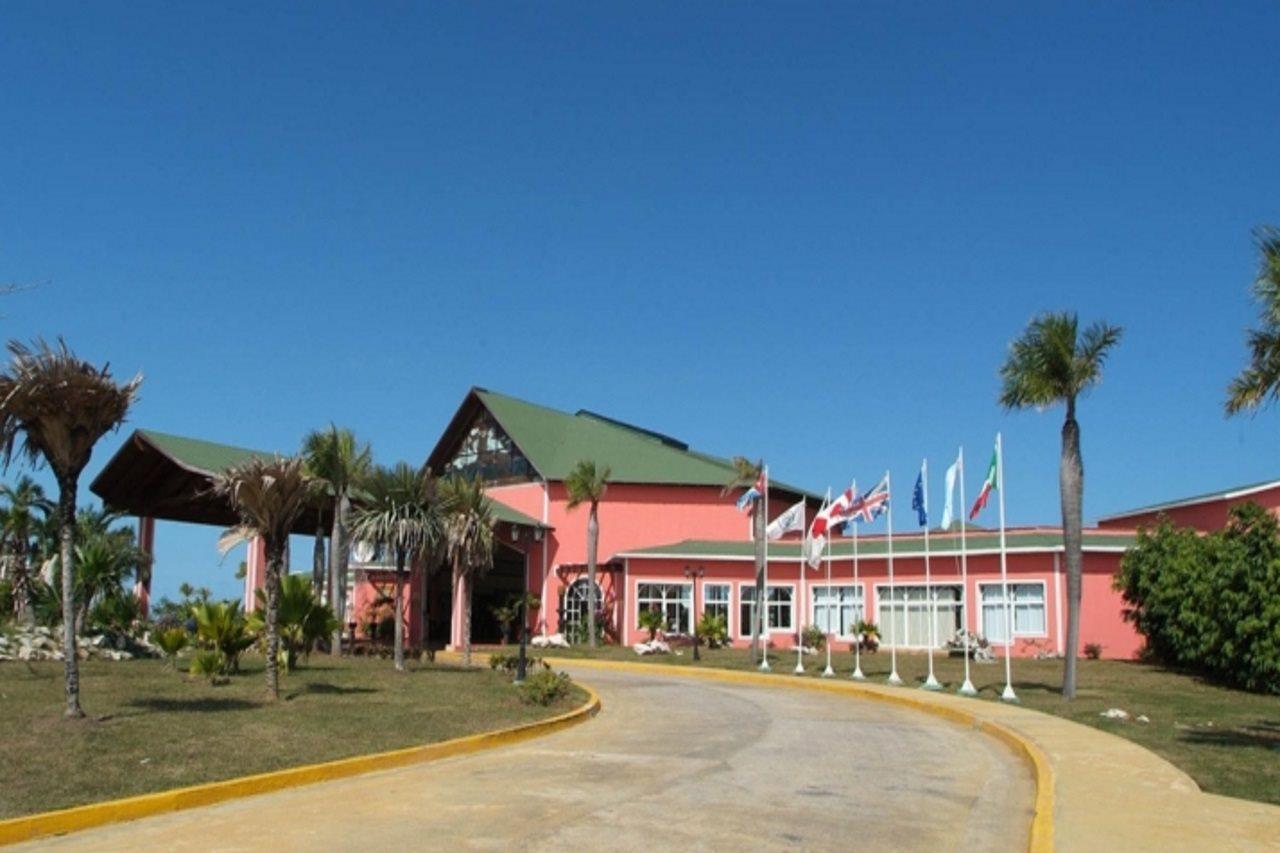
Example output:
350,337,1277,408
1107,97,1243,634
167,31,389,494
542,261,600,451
91,429,548,535
427,387,819,503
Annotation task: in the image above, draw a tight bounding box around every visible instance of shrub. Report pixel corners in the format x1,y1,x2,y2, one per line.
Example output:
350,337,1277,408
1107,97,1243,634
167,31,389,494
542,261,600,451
853,620,879,653
189,649,227,684
191,600,255,675
257,575,338,670
519,669,572,705
489,652,549,674
156,627,189,664
801,624,826,651
695,612,728,648
566,615,608,646
637,608,665,641
1084,642,1103,661
0,579,13,622
1117,503,1280,694
89,593,143,634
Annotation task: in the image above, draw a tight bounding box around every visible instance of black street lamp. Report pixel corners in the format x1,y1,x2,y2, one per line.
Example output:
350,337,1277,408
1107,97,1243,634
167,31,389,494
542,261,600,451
684,564,705,662
515,524,530,684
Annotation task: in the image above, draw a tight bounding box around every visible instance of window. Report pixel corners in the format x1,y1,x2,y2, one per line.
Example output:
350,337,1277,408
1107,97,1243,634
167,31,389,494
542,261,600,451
811,585,864,637
703,583,731,634
876,585,964,648
445,411,534,484
739,585,794,635
636,582,692,634
980,583,1046,642
561,579,602,637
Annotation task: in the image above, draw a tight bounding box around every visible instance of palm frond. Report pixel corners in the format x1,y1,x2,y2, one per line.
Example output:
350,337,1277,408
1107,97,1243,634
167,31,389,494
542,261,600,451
721,456,762,496
1000,312,1122,411
212,456,317,553
349,462,440,561
1226,226,1280,415
564,459,610,509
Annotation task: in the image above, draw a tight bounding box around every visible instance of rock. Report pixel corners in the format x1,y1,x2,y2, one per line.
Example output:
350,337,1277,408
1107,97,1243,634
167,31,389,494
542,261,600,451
1136,715,1150,724
1100,708,1130,720
530,633,570,649
633,640,671,656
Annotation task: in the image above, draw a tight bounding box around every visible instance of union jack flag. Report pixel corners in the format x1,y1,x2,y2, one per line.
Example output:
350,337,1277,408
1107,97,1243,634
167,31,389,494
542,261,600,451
848,476,890,523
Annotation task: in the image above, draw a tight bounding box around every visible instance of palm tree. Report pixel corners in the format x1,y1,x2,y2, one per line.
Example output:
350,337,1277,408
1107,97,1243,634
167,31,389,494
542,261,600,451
349,462,441,671
564,460,610,647
1226,227,1280,414
0,339,140,718
439,475,494,667
1000,312,1122,700
722,457,765,664
213,455,316,699
302,425,372,654
0,476,53,624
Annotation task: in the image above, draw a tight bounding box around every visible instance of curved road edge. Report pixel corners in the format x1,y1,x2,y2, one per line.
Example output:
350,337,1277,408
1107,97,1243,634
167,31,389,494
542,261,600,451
0,683,602,848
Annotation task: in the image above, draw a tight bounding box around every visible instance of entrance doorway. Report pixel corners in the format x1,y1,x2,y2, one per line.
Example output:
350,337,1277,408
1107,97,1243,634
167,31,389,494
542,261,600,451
467,543,526,645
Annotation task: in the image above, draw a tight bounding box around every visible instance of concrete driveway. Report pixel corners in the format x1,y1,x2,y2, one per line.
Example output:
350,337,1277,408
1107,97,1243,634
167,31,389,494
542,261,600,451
23,667,1034,852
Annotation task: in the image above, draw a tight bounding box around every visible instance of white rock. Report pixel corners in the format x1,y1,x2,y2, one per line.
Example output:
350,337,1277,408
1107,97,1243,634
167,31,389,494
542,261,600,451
530,633,570,649
1136,715,1150,724
1100,708,1130,720
633,640,671,656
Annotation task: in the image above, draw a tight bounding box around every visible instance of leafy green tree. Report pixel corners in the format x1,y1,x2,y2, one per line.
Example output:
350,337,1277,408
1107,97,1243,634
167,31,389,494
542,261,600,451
0,339,140,718
350,463,441,671
213,456,317,699
1000,312,1122,700
564,460,610,648
302,425,372,655
722,457,766,664
439,475,494,668
1227,227,1280,414
0,477,52,624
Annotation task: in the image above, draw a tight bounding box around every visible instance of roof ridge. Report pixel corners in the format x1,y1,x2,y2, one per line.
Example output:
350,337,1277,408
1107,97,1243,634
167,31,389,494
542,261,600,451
138,429,273,458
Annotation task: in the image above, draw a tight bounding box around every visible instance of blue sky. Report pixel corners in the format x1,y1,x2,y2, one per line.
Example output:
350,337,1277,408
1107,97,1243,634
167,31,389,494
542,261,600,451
2,2,1277,602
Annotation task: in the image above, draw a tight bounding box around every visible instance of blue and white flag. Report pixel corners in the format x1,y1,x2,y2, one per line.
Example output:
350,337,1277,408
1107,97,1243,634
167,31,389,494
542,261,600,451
735,469,766,513
911,465,928,527
940,456,960,530
766,499,806,540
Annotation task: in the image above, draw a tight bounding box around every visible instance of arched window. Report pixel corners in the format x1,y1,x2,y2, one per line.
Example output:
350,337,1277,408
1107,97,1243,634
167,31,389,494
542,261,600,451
560,578,603,640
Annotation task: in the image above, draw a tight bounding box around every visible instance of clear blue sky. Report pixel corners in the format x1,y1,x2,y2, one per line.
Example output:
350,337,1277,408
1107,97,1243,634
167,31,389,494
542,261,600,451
2,3,1277,602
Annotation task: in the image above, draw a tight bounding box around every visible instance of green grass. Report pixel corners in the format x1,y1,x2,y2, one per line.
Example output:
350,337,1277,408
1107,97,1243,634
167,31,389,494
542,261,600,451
542,643,1280,805
0,654,585,820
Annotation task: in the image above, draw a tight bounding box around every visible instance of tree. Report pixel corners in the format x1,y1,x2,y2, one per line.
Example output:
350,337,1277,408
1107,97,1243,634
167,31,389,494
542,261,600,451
302,425,371,655
722,457,766,664
349,462,441,671
213,455,316,699
439,475,494,667
0,339,140,718
564,460,610,648
0,476,52,624
999,312,1122,700
1226,226,1280,415
255,574,339,671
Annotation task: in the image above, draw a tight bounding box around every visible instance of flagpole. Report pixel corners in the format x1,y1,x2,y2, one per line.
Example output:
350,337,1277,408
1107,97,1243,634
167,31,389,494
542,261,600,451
851,515,864,680
760,465,771,672
796,493,817,675
958,446,977,696
922,459,940,690
822,491,834,677
996,435,1017,702
887,469,902,686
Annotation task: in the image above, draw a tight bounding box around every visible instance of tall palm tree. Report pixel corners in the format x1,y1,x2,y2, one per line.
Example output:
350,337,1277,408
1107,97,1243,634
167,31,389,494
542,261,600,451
350,462,441,671
0,339,140,718
1000,312,1122,700
1227,226,1280,415
722,457,765,664
213,455,316,700
302,425,372,654
0,476,53,624
439,475,494,667
564,460,610,648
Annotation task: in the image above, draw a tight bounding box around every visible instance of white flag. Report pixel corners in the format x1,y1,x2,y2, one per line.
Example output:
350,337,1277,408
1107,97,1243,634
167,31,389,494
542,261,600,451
805,531,825,570
941,457,959,530
766,499,806,540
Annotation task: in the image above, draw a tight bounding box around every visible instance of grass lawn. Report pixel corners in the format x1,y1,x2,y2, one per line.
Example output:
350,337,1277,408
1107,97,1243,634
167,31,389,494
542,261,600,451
0,654,585,820
541,643,1280,806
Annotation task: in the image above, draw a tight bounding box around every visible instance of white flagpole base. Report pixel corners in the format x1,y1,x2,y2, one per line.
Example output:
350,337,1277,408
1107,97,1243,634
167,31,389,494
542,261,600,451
958,679,978,697
850,666,866,681
759,658,771,672
887,671,904,686
922,674,942,691
821,665,835,678
793,662,805,674
1001,684,1019,703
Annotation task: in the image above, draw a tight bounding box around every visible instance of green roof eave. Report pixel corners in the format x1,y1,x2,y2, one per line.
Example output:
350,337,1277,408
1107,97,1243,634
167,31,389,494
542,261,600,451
488,498,550,530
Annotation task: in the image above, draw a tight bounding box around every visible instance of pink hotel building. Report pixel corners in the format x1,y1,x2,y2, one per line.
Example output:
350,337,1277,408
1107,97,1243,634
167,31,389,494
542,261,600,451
91,387,1280,660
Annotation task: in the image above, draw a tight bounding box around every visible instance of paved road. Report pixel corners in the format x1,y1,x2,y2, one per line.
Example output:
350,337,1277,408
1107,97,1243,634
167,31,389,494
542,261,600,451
25,668,1034,852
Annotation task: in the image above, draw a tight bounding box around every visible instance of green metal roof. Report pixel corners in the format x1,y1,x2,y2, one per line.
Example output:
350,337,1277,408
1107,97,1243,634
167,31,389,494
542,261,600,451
487,498,548,529
619,529,1137,560
137,429,274,474
473,388,817,496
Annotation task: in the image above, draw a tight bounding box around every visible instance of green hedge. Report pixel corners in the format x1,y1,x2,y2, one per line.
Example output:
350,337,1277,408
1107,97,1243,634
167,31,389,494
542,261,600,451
1116,502,1280,694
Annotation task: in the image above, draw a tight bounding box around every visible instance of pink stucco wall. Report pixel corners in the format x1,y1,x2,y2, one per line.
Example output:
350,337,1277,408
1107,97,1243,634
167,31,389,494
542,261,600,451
1098,484,1280,533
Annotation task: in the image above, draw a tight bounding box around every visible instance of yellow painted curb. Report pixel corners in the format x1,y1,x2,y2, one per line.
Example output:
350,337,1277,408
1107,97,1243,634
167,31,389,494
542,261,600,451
0,683,600,848
546,658,1054,853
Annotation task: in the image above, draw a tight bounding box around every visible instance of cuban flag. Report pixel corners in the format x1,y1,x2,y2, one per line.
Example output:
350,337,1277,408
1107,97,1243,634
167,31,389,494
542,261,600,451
736,470,766,513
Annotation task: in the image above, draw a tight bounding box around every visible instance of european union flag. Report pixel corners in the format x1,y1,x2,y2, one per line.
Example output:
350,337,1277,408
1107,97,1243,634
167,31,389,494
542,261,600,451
911,470,927,527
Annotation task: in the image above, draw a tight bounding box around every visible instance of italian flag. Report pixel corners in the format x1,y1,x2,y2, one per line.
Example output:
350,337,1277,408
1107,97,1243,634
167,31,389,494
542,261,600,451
969,447,998,519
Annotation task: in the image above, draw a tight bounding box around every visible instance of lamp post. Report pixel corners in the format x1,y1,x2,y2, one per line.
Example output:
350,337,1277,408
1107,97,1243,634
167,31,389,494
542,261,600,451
514,524,529,684
684,564,705,662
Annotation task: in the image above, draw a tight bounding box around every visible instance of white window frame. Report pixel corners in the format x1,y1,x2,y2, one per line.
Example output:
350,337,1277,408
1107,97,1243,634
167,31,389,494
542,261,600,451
702,581,733,637
977,580,1049,641
635,581,694,634
808,583,866,640
873,582,967,649
736,581,796,636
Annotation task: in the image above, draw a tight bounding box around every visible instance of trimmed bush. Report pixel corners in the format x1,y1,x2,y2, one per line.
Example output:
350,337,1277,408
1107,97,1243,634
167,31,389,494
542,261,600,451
695,612,728,648
1116,503,1280,694
519,669,572,705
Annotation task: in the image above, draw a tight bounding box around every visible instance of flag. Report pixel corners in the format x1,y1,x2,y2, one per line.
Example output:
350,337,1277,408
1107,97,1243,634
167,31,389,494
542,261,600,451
911,467,927,527
805,494,831,568
940,456,959,530
969,447,998,519
826,483,858,526
766,499,806,540
849,476,890,523
736,469,766,513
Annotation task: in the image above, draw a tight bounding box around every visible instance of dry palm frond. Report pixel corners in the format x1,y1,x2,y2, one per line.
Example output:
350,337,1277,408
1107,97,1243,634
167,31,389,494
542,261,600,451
212,456,318,549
